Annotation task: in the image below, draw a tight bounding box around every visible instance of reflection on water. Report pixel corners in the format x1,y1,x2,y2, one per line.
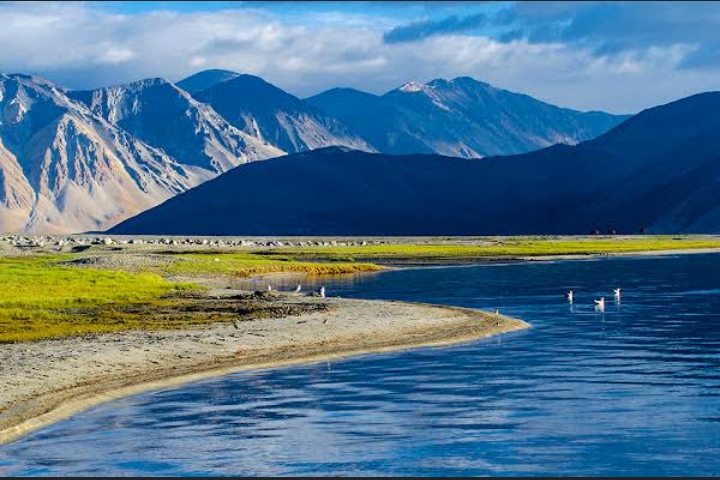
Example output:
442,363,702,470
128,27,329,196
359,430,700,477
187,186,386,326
2,254,720,476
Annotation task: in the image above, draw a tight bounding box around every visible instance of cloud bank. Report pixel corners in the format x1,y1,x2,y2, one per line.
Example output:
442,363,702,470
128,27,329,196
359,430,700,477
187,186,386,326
0,1,719,113
383,13,488,43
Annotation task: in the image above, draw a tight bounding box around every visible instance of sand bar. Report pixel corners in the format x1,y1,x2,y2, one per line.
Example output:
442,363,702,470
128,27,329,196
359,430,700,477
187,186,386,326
0,293,528,445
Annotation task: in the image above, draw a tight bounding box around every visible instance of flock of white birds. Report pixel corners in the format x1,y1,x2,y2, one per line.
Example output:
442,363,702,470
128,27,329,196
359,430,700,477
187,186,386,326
567,288,621,312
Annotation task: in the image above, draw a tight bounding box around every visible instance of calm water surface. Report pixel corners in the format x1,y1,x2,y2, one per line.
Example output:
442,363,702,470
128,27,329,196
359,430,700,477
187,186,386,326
2,254,720,476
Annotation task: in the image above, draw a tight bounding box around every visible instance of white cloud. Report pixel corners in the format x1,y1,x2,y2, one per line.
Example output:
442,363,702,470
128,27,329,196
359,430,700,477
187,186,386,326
188,57,207,68
97,47,136,65
0,2,718,113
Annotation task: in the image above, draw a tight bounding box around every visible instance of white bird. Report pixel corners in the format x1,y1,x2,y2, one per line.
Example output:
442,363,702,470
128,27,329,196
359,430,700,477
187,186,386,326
495,310,500,315
295,284,302,292
320,286,326,298
566,290,574,302
594,297,605,310
613,288,621,297
267,285,273,291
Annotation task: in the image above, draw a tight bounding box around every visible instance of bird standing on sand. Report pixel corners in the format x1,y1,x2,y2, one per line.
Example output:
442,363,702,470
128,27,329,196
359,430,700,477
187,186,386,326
267,285,273,291
295,284,302,292
320,286,326,298
594,297,605,311
566,290,574,302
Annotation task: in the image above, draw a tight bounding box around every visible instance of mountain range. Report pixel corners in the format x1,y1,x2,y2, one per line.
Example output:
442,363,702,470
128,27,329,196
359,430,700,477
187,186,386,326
110,91,720,236
0,69,629,234
187,72,375,154
307,77,628,158
0,73,283,234
68,78,284,173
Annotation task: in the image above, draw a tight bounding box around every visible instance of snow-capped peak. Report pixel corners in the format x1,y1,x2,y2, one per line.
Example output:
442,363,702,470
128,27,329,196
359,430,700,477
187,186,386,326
398,81,427,93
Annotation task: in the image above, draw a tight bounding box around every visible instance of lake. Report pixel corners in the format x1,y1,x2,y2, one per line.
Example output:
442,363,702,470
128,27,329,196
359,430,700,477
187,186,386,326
2,254,720,476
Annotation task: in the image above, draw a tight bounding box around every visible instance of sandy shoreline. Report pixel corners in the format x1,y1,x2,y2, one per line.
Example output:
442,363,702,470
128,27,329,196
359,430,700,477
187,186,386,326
513,247,720,262
0,293,528,445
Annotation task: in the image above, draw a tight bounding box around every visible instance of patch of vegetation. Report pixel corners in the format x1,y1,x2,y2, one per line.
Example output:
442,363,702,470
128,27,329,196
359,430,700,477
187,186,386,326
164,252,383,277
0,256,199,343
110,292,328,322
0,256,334,343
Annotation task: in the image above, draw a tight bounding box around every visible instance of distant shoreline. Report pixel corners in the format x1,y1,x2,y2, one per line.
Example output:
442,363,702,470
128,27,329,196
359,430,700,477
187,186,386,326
430,246,720,263
312,246,720,270
0,295,529,446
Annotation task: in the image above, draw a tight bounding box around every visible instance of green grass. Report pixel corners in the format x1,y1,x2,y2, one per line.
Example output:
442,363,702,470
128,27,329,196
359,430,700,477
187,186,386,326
164,252,383,277
5,235,720,343
0,252,380,343
0,256,198,343
261,237,720,262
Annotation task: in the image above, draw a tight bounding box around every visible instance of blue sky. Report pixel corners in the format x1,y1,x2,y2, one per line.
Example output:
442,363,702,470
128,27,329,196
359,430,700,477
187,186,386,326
93,1,509,20
0,1,719,113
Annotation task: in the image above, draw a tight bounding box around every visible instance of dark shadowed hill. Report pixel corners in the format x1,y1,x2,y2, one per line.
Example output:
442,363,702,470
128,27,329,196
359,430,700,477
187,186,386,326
109,92,720,235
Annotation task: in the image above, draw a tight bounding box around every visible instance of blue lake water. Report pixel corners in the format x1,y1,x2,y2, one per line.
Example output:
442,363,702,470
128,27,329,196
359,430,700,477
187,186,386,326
2,254,720,476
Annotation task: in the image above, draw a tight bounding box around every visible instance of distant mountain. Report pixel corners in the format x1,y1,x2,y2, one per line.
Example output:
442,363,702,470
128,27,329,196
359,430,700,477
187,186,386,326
0,74,202,233
110,92,720,235
69,78,283,173
0,74,281,234
175,69,241,94
307,77,629,158
186,73,375,154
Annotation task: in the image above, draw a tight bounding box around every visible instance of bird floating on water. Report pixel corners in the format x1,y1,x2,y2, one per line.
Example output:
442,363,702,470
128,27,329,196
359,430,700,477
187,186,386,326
613,288,621,297
566,290,574,302
594,297,605,311
295,284,302,292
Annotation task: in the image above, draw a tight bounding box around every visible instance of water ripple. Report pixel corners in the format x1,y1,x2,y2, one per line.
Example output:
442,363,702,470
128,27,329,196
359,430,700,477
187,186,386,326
2,254,720,476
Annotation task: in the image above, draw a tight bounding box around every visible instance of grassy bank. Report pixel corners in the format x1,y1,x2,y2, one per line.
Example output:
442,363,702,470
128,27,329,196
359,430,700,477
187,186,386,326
164,252,383,277
0,256,200,343
262,237,720,262
0,253,373,343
